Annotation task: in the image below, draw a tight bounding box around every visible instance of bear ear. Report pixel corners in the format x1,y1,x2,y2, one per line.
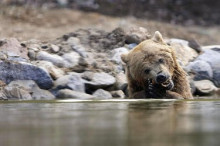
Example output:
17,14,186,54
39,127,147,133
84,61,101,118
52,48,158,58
152,31,165,44
121,53,129,64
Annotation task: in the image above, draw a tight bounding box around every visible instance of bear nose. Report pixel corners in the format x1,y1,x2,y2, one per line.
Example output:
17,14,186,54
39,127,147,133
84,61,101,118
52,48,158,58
156,73,167,83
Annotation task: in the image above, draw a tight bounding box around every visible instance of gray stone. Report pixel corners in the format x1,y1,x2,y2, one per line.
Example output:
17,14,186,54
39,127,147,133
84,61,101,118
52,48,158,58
7,80,55,100
202,45,220,50
92,89,112,99
125,27,151,44
167,38,198,66
0,61,53,89
57,89,95,99
28,50,36,60
31,89,55,100
62,52,80,68
110,47,129,64
33,61,65,80
82,71,116,89
115,72,127,90
50,44,60,53
36,51,65,67
186,60,213,81
195,48,220,87
110,90,125,98
54,73,85,92
67,37,81,46
71,45,87,58
194,80,217,96
0,38,29,60
2,86,32,100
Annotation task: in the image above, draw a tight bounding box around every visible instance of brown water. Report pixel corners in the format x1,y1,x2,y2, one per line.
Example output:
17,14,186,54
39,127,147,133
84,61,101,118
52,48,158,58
0,99,220,146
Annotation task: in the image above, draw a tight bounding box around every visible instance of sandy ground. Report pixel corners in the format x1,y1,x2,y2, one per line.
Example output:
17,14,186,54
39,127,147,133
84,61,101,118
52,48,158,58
0,6,219,45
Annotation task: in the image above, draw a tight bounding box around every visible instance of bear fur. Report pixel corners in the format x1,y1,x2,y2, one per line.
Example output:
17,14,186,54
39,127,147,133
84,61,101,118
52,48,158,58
121,31,193,99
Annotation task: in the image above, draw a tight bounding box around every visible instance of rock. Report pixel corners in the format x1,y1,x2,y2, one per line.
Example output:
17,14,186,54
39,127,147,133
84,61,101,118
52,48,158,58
194,80,217,96
2,86,32,100
0,61,53,89
125,27,151,44
167,38,198,66
28,50,36,60
54,73,85,92
50,44,60,53
110,47,129,64
33,61,65,80
195,48,220,87
127,43,137,50
202,45,220,50
7,80,55,100
115,72,127,90
186,60,213,81
0,38,29,60
110,90,125,98
92,89,112,99
62,52,80,68
71,45,87,58
31,89,55,100
67,37,81,46
82,71,116,90
56,89,95,99
37,51,81,68
36,51,65,67
0,80,6,87
188,40,202,53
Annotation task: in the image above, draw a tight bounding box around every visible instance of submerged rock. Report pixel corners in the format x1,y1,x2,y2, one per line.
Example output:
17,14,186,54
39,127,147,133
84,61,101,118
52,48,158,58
0,61,53,89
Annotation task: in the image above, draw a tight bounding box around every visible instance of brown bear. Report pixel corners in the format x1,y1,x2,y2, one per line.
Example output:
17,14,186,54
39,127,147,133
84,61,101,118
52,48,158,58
121,31,193,99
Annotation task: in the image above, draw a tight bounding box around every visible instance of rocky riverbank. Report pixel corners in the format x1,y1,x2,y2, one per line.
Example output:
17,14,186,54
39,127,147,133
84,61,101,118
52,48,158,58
0,27,219,100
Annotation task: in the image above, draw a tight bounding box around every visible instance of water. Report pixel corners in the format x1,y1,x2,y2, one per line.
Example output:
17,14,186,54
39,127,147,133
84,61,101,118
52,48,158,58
0,99,220,146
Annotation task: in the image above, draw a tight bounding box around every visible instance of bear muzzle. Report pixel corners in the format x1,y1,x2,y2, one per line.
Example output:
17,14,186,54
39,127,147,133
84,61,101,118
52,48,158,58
156,72,169,84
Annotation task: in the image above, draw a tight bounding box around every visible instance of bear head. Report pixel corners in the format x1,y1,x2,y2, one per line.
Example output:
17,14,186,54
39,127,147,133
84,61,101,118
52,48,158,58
121,31,178,90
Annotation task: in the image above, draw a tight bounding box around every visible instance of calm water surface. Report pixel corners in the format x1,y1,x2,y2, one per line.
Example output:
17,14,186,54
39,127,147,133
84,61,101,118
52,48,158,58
0,99,220,146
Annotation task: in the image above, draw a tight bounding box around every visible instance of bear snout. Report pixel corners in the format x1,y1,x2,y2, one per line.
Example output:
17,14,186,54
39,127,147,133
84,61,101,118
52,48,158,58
156,73,169,84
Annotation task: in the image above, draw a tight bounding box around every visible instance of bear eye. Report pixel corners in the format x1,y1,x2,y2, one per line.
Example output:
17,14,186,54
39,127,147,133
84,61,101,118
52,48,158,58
159,58,165,63
144,68,151,74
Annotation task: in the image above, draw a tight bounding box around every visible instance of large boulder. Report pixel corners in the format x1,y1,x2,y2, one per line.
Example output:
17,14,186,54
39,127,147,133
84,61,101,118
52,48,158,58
0,61,53,89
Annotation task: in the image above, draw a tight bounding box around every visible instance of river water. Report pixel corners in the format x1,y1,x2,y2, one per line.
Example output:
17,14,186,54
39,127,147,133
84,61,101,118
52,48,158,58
0,99,220,146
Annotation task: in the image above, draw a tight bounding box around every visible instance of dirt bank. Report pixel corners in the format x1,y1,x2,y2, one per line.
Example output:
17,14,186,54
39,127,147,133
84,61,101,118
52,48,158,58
0,6,219,45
